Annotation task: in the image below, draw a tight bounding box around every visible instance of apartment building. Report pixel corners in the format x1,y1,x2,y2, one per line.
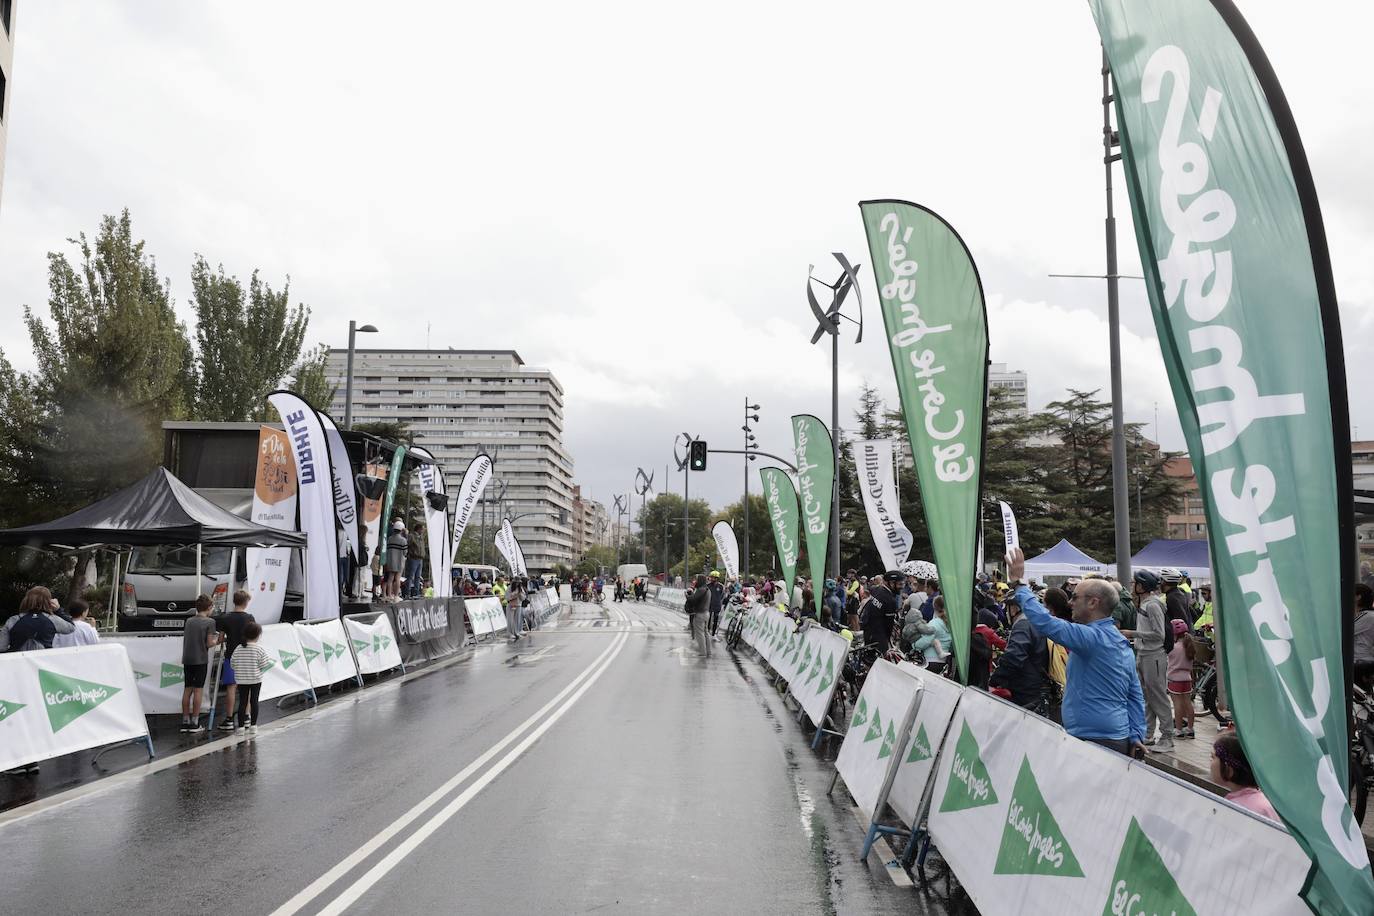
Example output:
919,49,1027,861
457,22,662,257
989,363,1029,416
326,349,575,571
571,485,609,558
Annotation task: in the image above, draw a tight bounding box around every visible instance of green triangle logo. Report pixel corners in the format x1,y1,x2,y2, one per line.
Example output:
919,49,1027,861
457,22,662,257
938,721,999,813
0,698,26,723
850,697,868,728
994,755,1084,877
1101,818,1197,915
816,655,834,693
261,656,276,672
878,720,897,759
374,635,383,652
303,646,320,664
133,668,150,681
279,650,300,669
352,638,370,654
800,642,813,672
805,653,822,686
905,722,933,763
37,669,122,733
865,707,884,742
322,643,335,662
159,662,184,689
335,642,348,657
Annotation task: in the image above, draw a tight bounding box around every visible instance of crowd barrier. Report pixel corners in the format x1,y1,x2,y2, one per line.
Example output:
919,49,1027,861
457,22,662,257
0,644,152,772
926,687,1308,915
294,618,362,689
106,633,211,714
342,612,405,676
256,623,316,703
466,595,506,637
653,587,686,609
741,606,848,742
732,602,1314,913
383,598,463,665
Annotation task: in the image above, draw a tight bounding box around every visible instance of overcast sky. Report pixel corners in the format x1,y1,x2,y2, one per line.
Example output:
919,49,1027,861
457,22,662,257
1,2,1369,512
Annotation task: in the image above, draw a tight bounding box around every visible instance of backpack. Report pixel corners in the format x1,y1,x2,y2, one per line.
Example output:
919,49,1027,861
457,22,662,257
6,613,55,652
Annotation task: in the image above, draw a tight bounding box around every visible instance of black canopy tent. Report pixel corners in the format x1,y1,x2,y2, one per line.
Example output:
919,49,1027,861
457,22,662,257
0,468,306,549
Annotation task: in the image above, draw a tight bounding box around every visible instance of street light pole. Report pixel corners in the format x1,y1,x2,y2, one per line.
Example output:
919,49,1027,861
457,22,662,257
342,321,378,429
743,398,760,581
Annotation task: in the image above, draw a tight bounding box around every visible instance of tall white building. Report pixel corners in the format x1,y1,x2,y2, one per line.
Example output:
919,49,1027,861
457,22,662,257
0,1,16,210
988,362,1029,416
325,349,575,571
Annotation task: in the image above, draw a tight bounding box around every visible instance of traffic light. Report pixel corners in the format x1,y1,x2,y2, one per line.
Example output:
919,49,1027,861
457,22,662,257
689,439,708,471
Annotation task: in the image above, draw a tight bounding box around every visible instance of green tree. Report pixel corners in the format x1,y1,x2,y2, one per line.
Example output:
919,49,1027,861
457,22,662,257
353,420,412,444
287,343,336,412
189,256,310,421
576,544,618,576
1037,390,1182,559
636,492,712,577
21,210,193,515
979,387,1056,557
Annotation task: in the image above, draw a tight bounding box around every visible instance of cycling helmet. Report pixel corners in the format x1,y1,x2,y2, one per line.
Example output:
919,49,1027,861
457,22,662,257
824,578,837,591
710,570,721,579
883,569,905,584
1158,567,1184,585
1133,569,1160,591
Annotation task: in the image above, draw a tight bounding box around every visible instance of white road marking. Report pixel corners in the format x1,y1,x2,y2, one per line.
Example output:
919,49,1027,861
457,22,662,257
313,628,631,915
270,630,628,916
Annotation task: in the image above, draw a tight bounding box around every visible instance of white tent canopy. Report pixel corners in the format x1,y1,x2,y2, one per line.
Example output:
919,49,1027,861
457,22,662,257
1023,539,1115,580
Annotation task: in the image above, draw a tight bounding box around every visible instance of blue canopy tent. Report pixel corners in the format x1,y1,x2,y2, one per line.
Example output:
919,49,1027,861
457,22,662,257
1023,539,1114,581
1131,539,1212,583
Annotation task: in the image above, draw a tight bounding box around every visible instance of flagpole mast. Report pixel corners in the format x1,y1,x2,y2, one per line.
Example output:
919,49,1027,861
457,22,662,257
1103,49,1133,586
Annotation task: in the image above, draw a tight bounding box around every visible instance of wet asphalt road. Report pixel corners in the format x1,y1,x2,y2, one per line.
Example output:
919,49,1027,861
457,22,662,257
0,599,965,915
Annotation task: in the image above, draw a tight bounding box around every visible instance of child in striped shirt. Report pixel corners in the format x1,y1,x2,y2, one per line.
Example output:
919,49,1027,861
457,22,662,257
230,622,270,735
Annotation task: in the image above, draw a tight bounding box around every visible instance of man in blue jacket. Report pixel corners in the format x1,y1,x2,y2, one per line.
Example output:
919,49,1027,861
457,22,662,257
1006,547,1146,758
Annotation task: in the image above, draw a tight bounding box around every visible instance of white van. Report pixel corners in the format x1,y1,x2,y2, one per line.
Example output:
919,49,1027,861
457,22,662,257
120,545,240,630
616,564,649,582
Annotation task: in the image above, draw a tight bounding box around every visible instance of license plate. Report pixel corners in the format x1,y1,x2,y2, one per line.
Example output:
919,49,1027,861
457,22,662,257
152,619,186,629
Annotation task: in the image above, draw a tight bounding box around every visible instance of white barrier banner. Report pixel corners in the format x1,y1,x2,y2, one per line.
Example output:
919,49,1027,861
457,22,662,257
559,584,573,605
0,645,149,771
256,623,314,702
466,596,505,636
928,688,1309,915
656,587,686,608
544,587,557,608
294,619,359,689
105,634,208,714
344,614,404,675
795,625,848,729
890,661,963,827
836,659,922,821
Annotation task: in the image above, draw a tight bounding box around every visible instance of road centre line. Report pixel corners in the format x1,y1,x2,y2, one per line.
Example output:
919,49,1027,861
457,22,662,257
272,629,629,916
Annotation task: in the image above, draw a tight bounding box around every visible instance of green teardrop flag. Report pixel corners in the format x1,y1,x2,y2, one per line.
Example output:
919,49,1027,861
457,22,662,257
1091,2,1372,910
759,467,801,606
791,415,833,622
860,201,987,684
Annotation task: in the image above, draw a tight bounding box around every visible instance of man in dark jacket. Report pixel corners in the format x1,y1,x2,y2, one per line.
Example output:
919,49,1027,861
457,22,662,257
990,598,1051,711
706,572,726,638
861,572,903,649
686,575,712,657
